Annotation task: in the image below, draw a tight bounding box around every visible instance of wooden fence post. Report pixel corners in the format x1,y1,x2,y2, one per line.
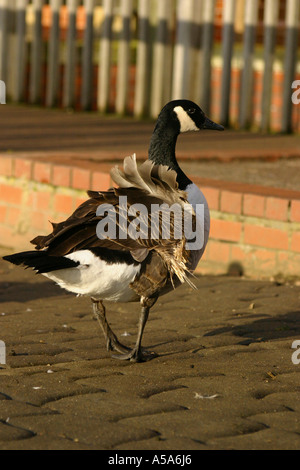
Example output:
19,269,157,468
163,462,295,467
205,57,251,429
172,0,194,100
97,0,113,113
238,0,258,129
81,0,94,110
6,0,18,100
115,0,132,115
46,0,61,107
134,0,151,117
13,0,27,103
0,0,10,85
261,0,279,132
150,0,173,118
29,0,43,104
189,0,203,103
199,0,215,113
282,0,300,133
220,0,236,126
64,0,78,109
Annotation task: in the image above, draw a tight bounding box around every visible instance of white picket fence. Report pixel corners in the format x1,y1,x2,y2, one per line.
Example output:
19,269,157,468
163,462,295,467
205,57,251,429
0,0,299,132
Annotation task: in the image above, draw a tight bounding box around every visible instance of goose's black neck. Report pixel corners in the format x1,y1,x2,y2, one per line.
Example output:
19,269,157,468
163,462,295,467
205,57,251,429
148,122,192,190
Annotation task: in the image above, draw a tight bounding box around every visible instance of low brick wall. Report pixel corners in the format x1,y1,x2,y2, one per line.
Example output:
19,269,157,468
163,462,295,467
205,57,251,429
198,180,300,279
0,155,299,280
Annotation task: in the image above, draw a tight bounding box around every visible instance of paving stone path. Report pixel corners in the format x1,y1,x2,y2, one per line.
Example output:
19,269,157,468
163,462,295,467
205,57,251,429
0,258,299,450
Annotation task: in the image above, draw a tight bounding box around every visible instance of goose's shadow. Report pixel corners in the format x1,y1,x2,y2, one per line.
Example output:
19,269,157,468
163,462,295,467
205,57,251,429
0,280,70,303
204,310,300,345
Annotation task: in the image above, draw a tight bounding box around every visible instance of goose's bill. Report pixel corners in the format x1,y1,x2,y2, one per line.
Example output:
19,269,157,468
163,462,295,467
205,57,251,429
202,117,224,131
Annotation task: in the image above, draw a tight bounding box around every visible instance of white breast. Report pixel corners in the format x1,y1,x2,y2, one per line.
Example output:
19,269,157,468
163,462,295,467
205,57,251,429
185,183,210,270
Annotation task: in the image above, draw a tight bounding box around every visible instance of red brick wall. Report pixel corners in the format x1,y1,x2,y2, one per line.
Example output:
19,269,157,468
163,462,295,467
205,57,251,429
197,181,300,278
0,155,299,280
0,156,111,250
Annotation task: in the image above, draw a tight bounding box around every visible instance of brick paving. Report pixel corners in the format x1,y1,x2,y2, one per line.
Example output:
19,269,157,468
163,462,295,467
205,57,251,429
1,257,300,450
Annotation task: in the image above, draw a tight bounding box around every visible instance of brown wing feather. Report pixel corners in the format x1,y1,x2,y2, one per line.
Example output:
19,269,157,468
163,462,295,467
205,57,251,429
130,251,169,298
30,155,197,287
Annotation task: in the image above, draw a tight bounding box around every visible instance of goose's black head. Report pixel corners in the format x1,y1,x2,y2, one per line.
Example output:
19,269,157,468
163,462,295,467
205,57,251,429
149,100,224,189
159,99,224,134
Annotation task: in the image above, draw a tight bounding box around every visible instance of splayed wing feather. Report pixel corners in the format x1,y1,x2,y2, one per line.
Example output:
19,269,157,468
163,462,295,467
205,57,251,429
109,155,196,288
29,155,197,289
111,154,186,205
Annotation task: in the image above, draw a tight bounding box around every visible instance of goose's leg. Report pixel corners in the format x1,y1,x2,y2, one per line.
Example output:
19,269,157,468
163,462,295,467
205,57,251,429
91,298,130,354
113,296,158,362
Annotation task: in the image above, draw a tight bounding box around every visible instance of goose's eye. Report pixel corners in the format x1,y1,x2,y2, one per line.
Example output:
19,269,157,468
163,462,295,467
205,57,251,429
188,108,196,115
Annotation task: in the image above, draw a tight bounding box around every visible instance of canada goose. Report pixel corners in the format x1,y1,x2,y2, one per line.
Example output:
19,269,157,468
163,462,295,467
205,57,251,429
3,100,224,362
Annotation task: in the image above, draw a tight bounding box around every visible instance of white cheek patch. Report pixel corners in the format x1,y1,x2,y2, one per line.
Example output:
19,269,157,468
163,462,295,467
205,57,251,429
174,106,199,133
